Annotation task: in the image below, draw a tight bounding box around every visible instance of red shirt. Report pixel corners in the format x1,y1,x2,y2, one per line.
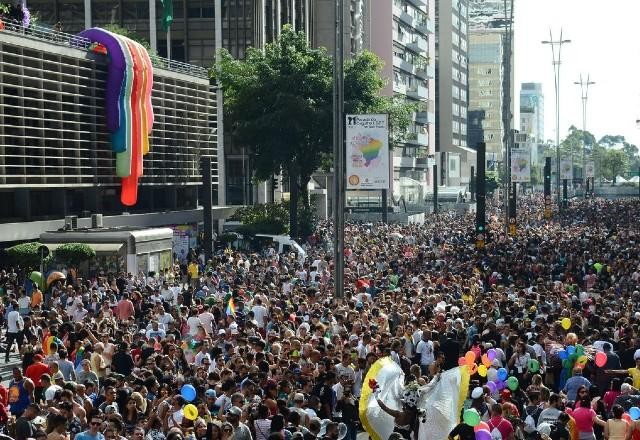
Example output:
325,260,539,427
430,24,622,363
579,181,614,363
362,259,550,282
25,362,50,387
0,384,7,407
488,416,514,440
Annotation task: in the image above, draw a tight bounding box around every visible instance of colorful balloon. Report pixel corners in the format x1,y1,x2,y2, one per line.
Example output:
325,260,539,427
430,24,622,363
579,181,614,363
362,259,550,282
528,359,540,373
463,408,481,427
630,407,640,421
507,376,519,391
481,354,492,368
561,317,571,330
459,357,467,367
475,430,491,440
465,351,477,365
566,345,576,356
487,349,496,361
486,381,497,394
183,404,198,421
575,344,585,356
467,363,478,375
577,355,588,365
558,350,568,360
595,352,607,368
497,367,508,381
181,384,196,402
478,364,487,377
474,422,490,433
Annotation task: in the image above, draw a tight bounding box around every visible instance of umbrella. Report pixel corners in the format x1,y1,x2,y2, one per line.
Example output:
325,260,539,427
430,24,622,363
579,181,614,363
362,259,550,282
46,271,66,287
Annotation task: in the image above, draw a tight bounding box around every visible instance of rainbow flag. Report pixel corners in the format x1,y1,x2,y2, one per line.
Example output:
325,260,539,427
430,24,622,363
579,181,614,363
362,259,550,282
226,297,236,317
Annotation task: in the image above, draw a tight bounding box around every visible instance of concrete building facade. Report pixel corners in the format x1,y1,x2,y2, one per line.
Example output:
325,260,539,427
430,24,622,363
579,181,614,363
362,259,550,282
520,82,545,172
435,0,474,188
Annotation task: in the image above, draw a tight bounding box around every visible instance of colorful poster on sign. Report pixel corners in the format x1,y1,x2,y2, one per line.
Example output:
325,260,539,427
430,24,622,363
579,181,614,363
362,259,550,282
346,114,390,190
510,151,531,182
585,161,595,178
560,159,573,180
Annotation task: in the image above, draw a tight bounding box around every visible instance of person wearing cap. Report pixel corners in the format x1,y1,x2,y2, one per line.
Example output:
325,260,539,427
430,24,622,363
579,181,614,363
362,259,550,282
226,406,252,440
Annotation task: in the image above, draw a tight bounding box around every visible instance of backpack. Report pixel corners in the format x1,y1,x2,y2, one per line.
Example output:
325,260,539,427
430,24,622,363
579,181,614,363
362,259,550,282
488,419,505,440
524,406,542,434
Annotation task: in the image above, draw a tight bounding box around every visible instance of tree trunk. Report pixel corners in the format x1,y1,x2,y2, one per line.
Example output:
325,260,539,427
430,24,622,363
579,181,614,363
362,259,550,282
289,173,299,239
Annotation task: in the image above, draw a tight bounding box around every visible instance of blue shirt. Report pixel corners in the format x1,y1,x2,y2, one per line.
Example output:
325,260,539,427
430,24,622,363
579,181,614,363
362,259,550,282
563,375,592,401
75,431,105,440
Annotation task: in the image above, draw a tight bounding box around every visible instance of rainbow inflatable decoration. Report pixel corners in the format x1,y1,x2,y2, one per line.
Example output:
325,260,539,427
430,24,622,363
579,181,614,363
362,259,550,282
77,28,154,206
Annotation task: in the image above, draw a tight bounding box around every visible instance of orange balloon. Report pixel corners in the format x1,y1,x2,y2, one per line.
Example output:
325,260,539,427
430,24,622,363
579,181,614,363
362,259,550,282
459,357,467,366
465,351,476,365
475,422,490,433
467,363,478,375
481,354,492,367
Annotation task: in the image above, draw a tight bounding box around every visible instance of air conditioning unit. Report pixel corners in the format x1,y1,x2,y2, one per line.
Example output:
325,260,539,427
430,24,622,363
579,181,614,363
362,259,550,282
91,214,103,228
64,215,78,230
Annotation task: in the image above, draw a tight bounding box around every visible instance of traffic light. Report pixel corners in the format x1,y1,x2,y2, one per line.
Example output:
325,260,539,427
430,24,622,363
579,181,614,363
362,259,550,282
272,176,278,190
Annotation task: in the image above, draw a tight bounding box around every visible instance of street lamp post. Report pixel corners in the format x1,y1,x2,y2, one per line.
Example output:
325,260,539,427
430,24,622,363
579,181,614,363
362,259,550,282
574,74,595,196
542,29,571,209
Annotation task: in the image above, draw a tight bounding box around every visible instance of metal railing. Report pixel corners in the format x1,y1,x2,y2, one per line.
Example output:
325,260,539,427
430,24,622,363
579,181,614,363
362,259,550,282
0,17,209,79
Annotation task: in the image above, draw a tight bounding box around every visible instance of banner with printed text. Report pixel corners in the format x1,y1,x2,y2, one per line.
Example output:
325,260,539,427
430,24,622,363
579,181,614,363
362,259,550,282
585,161,595,178
510,150,531,182
346,114,390,190
560,159,573,180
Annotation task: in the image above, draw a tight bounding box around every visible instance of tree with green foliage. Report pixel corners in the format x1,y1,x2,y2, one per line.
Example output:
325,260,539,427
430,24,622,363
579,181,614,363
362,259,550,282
599,149,630,183
6,242,47,269
214,26,416,237
230,202,290,236
55,243,96,268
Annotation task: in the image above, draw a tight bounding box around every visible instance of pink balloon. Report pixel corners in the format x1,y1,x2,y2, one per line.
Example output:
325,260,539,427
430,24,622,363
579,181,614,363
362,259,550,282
487,348,496,361
595,351,607,368
565,408,573,416
475,429,491,440
474,422,490,433
459,357,467,366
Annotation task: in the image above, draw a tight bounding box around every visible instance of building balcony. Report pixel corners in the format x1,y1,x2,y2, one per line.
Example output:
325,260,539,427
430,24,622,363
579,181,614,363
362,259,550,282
394,7,415,27
415,62,435,79
393,156,417,169
405,132,429,147
406,0,428,9
393,82,407,94
416,17,435,34
407,84,428,100
393,55,414,73
406,37,428,53
414,111,435,124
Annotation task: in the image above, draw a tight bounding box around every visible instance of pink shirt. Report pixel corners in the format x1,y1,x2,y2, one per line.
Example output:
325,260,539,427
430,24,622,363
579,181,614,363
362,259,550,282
573,407,596,432
116,299,135,320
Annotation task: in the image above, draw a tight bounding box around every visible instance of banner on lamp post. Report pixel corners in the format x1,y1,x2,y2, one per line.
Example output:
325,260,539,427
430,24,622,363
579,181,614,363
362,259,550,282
510,150,531,182
346,114,390,190
560,159,573,180
585,161,595,178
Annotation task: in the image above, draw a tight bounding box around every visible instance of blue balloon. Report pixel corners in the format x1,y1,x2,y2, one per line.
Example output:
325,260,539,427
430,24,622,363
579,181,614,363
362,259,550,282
181,384,196,402
558,350,568,360
566,346,576,356
497,367,508,381
630,407,640,421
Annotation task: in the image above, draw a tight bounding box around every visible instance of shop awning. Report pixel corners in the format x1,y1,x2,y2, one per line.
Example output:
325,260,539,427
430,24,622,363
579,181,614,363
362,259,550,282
44,243,124,253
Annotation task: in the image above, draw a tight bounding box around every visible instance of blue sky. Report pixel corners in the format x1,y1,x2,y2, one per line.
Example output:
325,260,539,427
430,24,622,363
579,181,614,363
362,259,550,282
514,0,640,147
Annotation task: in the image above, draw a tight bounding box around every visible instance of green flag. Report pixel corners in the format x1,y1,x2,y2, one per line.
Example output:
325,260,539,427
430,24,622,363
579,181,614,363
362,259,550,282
160,0,173,31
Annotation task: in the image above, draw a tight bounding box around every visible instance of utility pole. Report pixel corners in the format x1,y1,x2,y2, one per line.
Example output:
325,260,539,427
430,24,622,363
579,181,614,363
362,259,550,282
574,74,595,196
501,0,514,233
542,29,571,209
332,0,345,298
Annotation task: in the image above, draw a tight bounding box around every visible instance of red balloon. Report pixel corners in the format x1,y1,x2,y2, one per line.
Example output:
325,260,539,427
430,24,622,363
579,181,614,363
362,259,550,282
623,413,632,423
474,422,490,433
459,357,467,366
595,351,607,368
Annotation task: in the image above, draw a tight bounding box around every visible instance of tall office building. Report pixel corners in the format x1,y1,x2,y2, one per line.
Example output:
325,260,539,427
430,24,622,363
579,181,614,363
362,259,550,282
435,0,474,188
468,29,504,169
467,0,514,171
520,82,544,169
312,0,436,205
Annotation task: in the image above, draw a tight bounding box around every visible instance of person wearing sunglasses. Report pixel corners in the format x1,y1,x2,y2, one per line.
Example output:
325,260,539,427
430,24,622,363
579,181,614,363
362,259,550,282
74,410,105,440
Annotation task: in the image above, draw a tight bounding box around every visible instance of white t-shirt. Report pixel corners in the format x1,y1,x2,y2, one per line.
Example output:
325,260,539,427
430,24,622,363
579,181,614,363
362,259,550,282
7,310,23,333
158,312,174,327
45,384,63,402
198,312,215,335
252,305,268,328
416,340,435,366
187,316,202,336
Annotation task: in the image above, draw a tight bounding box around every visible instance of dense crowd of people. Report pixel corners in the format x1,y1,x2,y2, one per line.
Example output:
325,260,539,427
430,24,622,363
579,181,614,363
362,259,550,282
1,196,640,440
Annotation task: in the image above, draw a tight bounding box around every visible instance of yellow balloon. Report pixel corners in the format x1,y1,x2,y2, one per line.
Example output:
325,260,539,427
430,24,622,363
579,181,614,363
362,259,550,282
183,404,198,421
577,355,588,365
561,318,571,330
478,364,488,377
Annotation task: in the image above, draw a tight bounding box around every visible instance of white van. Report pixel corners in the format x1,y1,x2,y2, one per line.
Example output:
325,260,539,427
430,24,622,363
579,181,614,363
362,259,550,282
253,234,307,261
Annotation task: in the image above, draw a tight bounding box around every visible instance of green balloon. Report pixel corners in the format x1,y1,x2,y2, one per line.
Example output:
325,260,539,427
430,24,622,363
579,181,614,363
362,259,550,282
507,376,519,391
563,359,573,369
463,408,480,427
575,344,584,356
528,359,540,373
